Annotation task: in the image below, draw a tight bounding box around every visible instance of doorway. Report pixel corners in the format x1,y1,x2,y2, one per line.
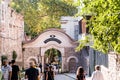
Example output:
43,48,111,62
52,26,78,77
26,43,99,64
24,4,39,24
69,58,77,73
44,48,62,73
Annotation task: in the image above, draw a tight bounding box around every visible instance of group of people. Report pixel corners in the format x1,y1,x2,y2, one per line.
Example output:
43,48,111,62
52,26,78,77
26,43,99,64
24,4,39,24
0,59,19,80
25,61,55,80
0,59,104,80
0,59,55,80
76,65,104,80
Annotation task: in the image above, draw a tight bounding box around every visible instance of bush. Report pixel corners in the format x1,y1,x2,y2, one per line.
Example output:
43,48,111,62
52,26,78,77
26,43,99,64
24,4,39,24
12,50,17,60
1,55,8,65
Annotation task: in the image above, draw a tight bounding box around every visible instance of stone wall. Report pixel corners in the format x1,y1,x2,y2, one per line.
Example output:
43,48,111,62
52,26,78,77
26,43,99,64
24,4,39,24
101,65,109,80
23,47,40,68
64,47,89,73
0,0,24,62
108,53,120,80
101,53,120,80
63,47,78,72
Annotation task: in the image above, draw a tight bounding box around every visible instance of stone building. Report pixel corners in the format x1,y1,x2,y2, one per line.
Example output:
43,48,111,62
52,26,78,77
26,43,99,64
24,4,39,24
0,0,24,62
60,16,82,40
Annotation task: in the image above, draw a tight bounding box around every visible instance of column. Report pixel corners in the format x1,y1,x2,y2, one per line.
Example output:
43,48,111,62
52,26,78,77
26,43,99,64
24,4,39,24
62,56,65,72
42,56,44,72
67,62,69,72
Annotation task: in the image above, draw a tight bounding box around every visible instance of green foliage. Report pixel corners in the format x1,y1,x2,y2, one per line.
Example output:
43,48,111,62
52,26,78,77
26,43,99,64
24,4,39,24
12,50,17,60
1,55,8,64
77,0,120,54
45,48,61,63
115,44,120,53
76,36,90,51
10,0,77,38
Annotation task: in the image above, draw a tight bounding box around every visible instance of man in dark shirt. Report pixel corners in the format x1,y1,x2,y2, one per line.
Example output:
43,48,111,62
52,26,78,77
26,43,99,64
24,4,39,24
11,60,20,80
25,61,39,80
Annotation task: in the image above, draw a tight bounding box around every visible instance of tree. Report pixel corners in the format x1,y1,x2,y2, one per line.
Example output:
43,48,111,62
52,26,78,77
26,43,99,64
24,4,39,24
12,50,17,60
10,0,77,38
77,0,120,54
45,48,61,63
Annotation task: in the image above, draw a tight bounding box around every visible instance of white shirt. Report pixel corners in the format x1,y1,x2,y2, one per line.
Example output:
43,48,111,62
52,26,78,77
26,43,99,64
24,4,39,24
36,67,41,74
91,70,104,80
1,65,12,79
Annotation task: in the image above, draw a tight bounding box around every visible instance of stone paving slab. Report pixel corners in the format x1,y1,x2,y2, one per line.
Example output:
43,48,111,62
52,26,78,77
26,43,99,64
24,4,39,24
55,74,75,80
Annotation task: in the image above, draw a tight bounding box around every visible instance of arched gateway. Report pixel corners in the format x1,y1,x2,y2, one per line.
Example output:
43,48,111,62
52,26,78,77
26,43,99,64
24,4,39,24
23,29,80,72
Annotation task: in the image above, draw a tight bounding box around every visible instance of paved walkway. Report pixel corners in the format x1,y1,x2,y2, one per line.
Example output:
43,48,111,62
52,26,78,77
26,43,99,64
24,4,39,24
22,73,91,80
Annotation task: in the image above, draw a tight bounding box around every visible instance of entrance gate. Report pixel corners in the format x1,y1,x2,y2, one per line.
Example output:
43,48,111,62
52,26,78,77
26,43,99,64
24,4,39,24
23,29,79,72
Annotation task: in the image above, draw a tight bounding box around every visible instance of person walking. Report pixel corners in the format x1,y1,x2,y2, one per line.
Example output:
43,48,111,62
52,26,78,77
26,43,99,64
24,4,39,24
11,60,20,80
76,66,86,80
46,66,55,80
36,64,41,80
91,65,104,80
43,67,48,80
25,61,39,80
1,60,12,80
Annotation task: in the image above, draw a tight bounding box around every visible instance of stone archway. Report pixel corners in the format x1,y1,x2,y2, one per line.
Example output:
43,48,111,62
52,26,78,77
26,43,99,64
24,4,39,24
23,29,78,72
67,56,79,63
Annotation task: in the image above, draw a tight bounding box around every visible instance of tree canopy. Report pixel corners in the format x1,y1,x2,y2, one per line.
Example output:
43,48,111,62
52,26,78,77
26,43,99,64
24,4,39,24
45,48,61,63
10,0,77,38
77,0,120,54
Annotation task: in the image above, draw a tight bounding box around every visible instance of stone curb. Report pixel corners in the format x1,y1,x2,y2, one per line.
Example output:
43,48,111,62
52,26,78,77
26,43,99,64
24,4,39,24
64,74,76,80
